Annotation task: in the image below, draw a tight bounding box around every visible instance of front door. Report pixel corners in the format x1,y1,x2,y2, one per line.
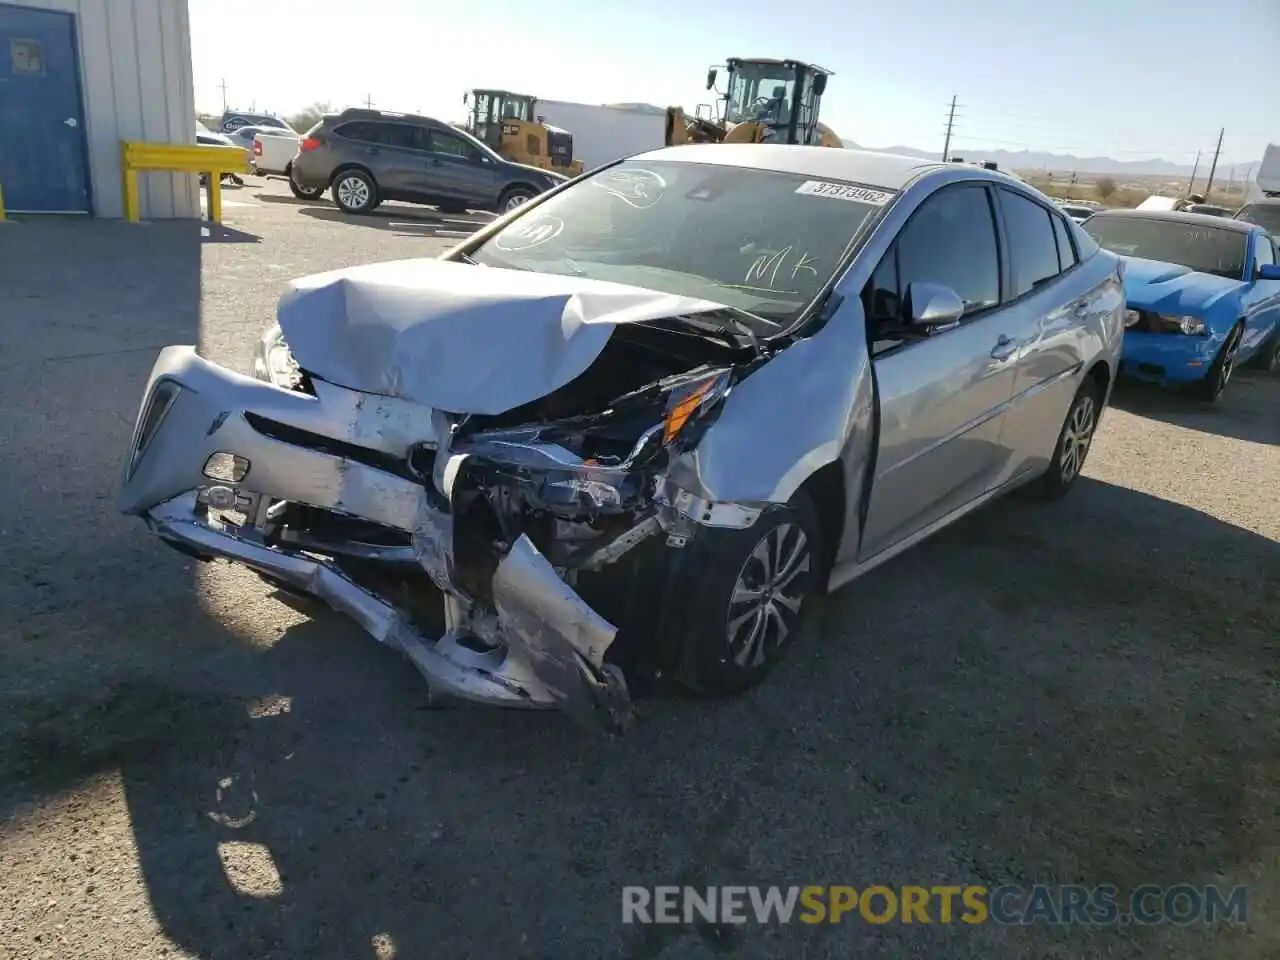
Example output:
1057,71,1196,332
421,128,502,208
859,182,1018,559
0,4,90,213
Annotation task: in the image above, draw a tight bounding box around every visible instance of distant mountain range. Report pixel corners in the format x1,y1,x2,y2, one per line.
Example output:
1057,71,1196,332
840,141,1205,178
602,102,1220,177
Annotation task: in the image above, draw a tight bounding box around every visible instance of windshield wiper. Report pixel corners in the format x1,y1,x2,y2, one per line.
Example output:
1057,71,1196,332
664,308,763,354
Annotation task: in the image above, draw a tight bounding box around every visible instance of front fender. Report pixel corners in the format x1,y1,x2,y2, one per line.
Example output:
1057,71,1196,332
665,303,875,506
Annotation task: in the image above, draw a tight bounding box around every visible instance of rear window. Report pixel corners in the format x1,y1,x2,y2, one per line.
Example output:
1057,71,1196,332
1085,216,1246,279
1235,203,1280,233
471,160,897,329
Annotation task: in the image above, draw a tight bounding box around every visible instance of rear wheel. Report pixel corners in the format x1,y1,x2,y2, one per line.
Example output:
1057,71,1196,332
332,168,378,214
1247,326,1280,372
1191,324,1242,402
287,164,325,200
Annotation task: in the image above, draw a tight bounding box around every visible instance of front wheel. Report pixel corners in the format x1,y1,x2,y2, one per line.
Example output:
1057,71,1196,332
331,169,378,214
1191,324,1242,402
497,186,536,214
1023,377,1102,502
674,493,823,695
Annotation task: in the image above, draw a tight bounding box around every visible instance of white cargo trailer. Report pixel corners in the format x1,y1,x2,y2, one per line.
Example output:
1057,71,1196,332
533,101,668,173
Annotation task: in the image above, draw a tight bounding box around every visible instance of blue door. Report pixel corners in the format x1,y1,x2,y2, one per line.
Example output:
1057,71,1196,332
0,4,90,213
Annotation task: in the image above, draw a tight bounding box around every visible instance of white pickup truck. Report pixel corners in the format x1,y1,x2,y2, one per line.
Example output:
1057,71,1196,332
250,129,301,179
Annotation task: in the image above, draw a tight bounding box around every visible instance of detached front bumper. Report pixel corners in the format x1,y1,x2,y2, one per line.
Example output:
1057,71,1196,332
120,346,633,733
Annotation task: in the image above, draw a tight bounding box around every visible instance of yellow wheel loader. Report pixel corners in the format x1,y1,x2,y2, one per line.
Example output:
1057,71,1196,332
666,58,842,148
463,89,584,176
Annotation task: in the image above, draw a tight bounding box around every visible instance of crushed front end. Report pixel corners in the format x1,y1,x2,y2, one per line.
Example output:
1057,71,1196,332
119,294,757,734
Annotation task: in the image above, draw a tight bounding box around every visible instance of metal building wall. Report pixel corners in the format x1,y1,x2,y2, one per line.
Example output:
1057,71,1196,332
9,0,197,218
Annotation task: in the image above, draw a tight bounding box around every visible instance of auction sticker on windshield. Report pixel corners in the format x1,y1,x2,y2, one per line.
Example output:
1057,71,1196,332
795,181,894,205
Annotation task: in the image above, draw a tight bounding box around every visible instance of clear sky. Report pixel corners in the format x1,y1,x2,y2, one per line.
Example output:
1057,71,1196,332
189,0,1277,166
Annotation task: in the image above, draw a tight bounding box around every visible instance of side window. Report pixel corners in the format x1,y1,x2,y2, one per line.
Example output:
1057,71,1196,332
429,130,478,160
864,246,900,322
999,189,1062,296
1052,213,1078,272
1254,234,1275,269
895,184,1001,316
333,121,373,143
1069,218,1099,258
374,123,418,149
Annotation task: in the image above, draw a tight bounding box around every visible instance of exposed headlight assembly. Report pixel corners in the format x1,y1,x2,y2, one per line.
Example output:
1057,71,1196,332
1158,314,1206,336
252,324,302,386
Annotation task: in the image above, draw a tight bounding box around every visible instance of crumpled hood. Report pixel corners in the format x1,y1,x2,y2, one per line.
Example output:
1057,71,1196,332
1120,256,1242,315
276,258,726,415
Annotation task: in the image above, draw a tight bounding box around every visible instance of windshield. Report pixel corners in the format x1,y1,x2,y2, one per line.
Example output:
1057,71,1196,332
1084,216,1247,279
469,160,896,331
1235,203,1280,233
724,63,795,126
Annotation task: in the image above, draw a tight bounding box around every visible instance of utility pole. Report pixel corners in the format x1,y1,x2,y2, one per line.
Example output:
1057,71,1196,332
1204,127,1224,197
218,78,229,113
364,94,374,109
1188,150,1201,194
941,95,959,162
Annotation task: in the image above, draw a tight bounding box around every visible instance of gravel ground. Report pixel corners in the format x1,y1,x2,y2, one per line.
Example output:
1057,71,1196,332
1,178,1277,960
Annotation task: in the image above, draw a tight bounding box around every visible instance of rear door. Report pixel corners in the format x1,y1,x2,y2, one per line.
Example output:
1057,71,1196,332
988,187,1104,484
859,182,1021,559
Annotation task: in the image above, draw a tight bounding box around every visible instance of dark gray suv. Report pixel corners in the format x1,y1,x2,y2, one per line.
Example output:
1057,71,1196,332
290,108,569,215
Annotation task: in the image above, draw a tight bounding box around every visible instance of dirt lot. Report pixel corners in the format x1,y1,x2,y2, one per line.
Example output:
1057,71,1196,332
1,178,1277,960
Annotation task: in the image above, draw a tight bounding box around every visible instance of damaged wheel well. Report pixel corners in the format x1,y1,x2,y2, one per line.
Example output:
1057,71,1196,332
797,461,844,577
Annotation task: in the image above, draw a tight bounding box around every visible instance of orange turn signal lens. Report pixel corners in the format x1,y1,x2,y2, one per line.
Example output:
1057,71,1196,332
663,380,716,444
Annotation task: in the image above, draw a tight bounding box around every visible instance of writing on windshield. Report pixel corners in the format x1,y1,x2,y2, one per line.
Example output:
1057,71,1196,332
1085,217,1246,279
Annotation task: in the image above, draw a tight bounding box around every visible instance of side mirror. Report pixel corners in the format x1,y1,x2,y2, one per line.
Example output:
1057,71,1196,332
813,73,828,97
1258,263,1280,281
905,282,965,328
706,68,718,90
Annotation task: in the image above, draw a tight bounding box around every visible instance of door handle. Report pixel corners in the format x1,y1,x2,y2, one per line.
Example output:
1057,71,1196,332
63,117,78,128
990,334,1019,361
428,158,441,166
366,147,379,155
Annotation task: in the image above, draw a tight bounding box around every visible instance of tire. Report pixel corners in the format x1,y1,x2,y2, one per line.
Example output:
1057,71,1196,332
1246,325,1280,372
331,168,378,214
1023,376,1103,502
673,492,824,696
288,178,325,201
497,186,536,214
1190,323,1242,402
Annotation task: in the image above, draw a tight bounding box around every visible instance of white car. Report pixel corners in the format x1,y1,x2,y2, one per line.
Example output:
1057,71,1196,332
250,129,301,179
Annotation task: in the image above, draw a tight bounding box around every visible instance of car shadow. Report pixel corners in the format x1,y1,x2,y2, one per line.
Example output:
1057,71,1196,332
293,203,494,240
111,476,1279,959
0,219,267,823
1111,372,1279,445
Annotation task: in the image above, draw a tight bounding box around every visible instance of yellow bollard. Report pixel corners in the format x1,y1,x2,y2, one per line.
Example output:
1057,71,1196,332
0,180,6,221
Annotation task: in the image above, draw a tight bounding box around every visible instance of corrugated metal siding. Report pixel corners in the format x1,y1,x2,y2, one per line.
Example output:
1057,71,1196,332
8,0,196,218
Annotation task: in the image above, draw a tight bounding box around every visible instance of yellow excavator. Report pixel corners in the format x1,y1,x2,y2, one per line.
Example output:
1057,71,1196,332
666,58,843,148
461,89,584,176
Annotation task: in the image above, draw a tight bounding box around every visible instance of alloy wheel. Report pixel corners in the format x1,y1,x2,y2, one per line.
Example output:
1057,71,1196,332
726,523,812,668
504,193,531,212
337,175,370,210
1217,330,1241,392
1059,394,1096,483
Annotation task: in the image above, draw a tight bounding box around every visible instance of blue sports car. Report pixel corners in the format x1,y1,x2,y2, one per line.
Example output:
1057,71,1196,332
1083,210,1280,400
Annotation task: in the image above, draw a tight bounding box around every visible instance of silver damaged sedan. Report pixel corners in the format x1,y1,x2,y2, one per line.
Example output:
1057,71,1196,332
119,144,1125,733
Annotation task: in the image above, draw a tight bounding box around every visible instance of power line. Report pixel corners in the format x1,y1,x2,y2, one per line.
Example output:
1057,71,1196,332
941,95,960,162
1203,127,1225,196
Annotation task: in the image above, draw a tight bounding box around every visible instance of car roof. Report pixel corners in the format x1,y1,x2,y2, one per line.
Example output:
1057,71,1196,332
1088,208,1256,233
626,144,961,190
1239,197,1280,206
